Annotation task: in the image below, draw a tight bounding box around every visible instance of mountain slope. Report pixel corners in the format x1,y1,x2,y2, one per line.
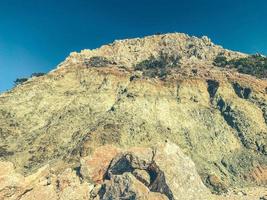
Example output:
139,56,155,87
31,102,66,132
0,33,267,198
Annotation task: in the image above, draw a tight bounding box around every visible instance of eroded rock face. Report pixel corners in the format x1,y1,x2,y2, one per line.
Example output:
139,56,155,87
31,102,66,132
0,33,267,198
62,33,246,69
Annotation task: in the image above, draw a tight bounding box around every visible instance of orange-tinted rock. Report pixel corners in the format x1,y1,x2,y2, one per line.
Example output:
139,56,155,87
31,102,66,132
207,175,228,194
57,168,90,200
0,161,26,200
249,165,267,184
0,161,92,200
19,185,58,200
80,145,121,184
90,141,213,200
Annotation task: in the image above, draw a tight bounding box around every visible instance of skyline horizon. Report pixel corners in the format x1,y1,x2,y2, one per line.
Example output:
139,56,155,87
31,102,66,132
1,31,265,93
1,0,267,92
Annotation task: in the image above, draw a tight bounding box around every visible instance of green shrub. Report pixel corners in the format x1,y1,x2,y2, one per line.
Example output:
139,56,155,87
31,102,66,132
31,72,46,77
213,54,267,78
85,56,114,67
14,78,28,86
213,55,228,67
14,72,46,86
135,52,181,78
229,55,267,78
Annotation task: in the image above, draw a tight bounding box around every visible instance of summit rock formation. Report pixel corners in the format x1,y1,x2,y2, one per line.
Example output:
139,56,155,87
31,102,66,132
0,33,267,199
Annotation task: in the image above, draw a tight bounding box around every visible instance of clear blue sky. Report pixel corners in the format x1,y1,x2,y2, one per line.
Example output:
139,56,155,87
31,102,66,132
1,0,267,92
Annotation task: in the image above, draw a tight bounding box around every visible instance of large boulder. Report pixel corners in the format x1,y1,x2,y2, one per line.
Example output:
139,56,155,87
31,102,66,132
1,142,266,200
81,141,213,200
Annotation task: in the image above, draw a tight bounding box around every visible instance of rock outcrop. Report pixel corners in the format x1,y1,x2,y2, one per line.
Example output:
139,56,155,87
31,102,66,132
80,141,212,200
0,161,92,200
61,33,245,69
1,141,266,200
0,33,267,199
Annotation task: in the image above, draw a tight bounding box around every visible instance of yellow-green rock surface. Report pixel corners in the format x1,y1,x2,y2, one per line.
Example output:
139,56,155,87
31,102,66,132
0,33,266,199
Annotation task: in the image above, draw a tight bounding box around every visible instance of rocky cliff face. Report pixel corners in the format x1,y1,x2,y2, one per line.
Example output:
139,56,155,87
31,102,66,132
0,33,267,199
61,33,245,68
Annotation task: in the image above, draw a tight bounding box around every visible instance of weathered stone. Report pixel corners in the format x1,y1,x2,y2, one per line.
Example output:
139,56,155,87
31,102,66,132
206,175,228,194
99,173,168,200
80,145,120,184
152,141,213,200
249,165,267,184
0,161,92,200
1,33,267,199
133,169,151,186
87,141,213,200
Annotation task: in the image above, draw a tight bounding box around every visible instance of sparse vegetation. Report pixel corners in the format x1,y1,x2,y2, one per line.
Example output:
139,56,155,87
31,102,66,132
213,54,267,78
14,78,29,86
135,52,181,78
14,72,46,86
85,56,114,67
213,55,228,67
0,146,14,156
31,72,46,77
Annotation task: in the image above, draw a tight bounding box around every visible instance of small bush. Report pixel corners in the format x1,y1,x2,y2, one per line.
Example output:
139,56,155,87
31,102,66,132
229,55,267,78
14,72,46,86
213,55,228,67
135,55,162,70
135,52,181,78
213,54,267,78
85,56,114,67
14,78,28,86
31,72,46,77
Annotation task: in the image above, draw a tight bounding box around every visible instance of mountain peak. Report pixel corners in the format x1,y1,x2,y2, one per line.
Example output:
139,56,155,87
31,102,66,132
59,33,246,69
1,33,267,200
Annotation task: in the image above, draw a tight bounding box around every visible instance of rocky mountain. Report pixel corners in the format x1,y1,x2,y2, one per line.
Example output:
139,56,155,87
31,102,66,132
0,33,267,200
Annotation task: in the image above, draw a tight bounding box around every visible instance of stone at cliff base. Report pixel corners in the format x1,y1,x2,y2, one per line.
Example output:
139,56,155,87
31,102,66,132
82,141,213,200
80,145,120,184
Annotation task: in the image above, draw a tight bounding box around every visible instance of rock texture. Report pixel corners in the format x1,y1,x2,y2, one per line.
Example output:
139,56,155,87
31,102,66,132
0,161,90,200
62,33,245,69
0,142,266,200
80,141,212,200
0,33,267,199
